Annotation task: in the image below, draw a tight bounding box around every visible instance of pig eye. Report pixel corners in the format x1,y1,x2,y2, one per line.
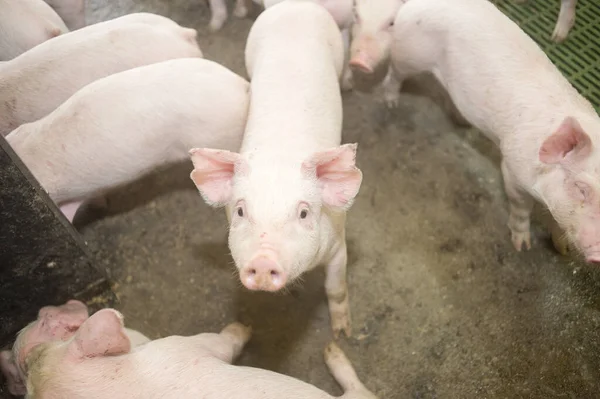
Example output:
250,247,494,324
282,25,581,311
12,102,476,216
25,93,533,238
300,209,308,219
575,182,590,201
237,207,244,217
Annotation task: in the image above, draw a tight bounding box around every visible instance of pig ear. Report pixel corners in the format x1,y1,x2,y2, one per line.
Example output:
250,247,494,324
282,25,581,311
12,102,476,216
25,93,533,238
539,117,592,164
0,351,27,396
69,309,131,359
37,300,90,338
189,148,245,207
302,143,363,210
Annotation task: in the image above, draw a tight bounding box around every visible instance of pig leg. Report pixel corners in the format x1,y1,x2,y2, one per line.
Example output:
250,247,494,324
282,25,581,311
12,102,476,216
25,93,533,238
551,0,578,43
201,323,252,363
233,0,250,18
208,0,228,31
549,216,571,255
501,161,534,251
325,243,351,338
341,28,354,91
324,343,375,399
381,67,401,109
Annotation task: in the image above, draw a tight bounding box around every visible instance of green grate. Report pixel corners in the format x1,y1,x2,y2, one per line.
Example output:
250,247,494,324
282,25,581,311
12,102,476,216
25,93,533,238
492,0,600,112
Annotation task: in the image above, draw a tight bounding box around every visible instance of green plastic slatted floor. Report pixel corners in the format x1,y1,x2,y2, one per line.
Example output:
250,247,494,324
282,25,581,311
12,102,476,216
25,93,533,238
492,0,600,112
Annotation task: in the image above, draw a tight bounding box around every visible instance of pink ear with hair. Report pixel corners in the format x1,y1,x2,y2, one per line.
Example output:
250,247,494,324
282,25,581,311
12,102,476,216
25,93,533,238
68,309,131,359
189,148,245,207
302,143,363,210
539,116,592,164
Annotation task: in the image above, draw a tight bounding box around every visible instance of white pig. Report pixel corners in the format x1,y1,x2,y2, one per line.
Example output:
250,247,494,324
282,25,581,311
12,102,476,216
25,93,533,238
23,309,377,399
0,0,69,61
208,0,355,90
43,0,86,30
515,0,578,43
387,0,600,260
0,13,202,137
7,58,249,223
190,0,362,337
348,0,405,108
0,300,151,397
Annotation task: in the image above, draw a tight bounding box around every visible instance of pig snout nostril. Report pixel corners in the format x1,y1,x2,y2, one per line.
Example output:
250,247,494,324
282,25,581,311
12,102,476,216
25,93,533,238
248,268,257,276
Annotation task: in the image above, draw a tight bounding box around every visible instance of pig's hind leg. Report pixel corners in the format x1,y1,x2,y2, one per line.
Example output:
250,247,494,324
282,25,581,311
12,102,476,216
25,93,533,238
324,343,376,399
208,0,228,31
325,243,352,338
552,0,578,43
501,160,534,251
200,323,252,363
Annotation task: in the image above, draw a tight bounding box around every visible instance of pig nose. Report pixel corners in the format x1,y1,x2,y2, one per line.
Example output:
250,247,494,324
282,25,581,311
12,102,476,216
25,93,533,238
585,254,600,263
349,51,374,74
240,257,286,292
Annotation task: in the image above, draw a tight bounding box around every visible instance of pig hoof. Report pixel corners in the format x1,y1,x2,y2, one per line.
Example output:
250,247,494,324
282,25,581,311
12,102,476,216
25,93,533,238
222,322,252,342
511,231,531,252
341,72,354,91
384,94,400,109
332,315,352,339
208,17,226,32
233,4,248,18
551,25,569,43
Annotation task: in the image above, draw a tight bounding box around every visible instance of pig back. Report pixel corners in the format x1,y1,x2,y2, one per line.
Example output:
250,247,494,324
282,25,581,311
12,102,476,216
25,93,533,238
242,0,345,157
0,21,202,136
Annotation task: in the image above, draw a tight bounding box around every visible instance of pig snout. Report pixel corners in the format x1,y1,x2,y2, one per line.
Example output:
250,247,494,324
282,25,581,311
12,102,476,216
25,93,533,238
240,256,286,292
349,49,375,74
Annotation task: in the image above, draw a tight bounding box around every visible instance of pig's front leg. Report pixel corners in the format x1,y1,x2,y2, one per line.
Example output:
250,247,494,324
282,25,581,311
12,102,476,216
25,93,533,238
201,323,252,363
501,160,534,251
551,0,578,43
208,0,228,31
233,0,250,18
381,67,401,109
325,242,351,338
549,216,571,255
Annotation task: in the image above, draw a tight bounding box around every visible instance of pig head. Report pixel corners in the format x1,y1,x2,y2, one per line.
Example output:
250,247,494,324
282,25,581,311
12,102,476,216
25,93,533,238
349,0,405,75
189,144,362,292
0,300,88,396
535,116,600,261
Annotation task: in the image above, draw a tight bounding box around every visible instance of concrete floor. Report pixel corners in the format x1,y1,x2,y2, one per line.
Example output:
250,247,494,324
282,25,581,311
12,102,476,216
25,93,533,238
76,0,600,398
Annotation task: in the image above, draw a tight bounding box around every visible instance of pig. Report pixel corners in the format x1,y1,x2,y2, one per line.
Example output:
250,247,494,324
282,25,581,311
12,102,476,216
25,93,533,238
23,309,378,399
515,0,578,43
208,0,355,90
0,300,150,397
348,0,404,107
189,0,362,337
0,12,202,137
43,0,86,30
0,0,69,61
385,0,600,260
7,57,249,223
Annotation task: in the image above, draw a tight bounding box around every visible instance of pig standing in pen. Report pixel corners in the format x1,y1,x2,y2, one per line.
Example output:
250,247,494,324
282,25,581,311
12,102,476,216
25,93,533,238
0,0,69,61
351,0,600,260
0,12,201,137
190,0,363,337
0,300,150,397
20,309,377,399
7,58,250,223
